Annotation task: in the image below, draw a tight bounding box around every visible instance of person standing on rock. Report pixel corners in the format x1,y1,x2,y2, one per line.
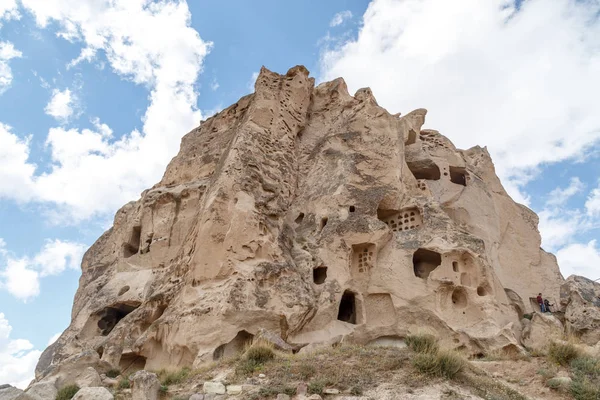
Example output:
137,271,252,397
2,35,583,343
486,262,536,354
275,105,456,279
537,293,545,312
544,299,552,313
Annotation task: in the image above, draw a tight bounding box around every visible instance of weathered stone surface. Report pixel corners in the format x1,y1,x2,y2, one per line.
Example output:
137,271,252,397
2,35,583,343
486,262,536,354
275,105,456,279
560,275,600,345
131,371,160,400
203,382,225,395
72,387,114,400
29,65,568,381
189,395,204,400
0,385,24,400
521,312,564,351
226,385,242,395
19,381,57,400
73,367,102,388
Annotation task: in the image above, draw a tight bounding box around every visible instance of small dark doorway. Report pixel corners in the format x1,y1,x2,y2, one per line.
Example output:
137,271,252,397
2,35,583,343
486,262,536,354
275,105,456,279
123,226,142,258
413,249,442,279
313,266,327,284
337,291,357,324
449,167,467,186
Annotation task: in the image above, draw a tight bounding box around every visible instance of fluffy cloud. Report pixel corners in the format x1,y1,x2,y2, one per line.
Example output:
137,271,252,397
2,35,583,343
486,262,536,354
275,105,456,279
0,41,21,93
585,185,600,216
0,312,41,389
0,0,212,221
546,177,585,207
0,239,86,301
556,240,600,280
330,10,353,27
321,0,600,199
44,88,76,122
0,123,36,202
0,0,19,23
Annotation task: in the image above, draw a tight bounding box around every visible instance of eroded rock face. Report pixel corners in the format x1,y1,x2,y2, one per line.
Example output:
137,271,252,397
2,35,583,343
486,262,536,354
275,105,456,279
35,66,565,377
561,275,600,345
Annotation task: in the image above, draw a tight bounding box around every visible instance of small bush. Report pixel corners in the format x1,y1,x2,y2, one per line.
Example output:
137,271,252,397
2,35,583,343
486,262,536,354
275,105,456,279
118,377,130,389
236,359,263,375
56,385,79,400
413,351,464,379
522,313,533,320
308,379,326,395
298,363,316,379
570,356,600,400
160,367,190,386
245,343,275,364
548,341,581,366
405,334,439,354
106,368,120,378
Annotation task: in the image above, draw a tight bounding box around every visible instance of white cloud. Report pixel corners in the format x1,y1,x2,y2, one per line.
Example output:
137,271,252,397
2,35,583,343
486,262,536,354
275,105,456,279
44,88,76,122
538,208,586,251
0,313,40,389
0,0,19,24
556,240,600,280
0,239,86,302
330,10,353,27
210,78,219,91
47,332,61,346
0,123,36,202
247,71,259,92
585,185,600,216
0,41,22,93
320,0,600,200
546,177,585,207
0,0,212,221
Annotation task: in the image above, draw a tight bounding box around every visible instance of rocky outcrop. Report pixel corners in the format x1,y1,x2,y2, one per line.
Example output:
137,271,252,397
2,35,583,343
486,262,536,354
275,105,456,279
560,275,600,345
521,313,564,352
0,385,23,400
72,387,113,400
32,66,565,381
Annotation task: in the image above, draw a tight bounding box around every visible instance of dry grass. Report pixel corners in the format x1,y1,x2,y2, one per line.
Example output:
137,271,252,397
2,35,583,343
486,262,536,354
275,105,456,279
570,356,600,400
157,367,191,386
547,341,582,366
55,385,79,400
405,333,439,354
412,350,465,379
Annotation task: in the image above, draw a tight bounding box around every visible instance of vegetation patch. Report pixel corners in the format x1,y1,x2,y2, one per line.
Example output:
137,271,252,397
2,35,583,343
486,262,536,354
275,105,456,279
570,356,600,400
547,341,581,366
405,333,439,354
412,350,465,379
56,385,80,400
158,367,191,386
118,377,130,389
106,368,121,378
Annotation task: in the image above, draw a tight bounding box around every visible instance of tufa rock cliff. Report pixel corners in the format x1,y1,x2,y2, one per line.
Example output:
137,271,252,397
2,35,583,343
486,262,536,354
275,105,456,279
35,65,570,383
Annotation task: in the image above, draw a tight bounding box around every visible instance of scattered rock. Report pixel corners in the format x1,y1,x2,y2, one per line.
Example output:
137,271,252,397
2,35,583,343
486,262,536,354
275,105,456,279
131,371,160,400
546,376,572,390
323,388,340,394
72,387,114,400
276,394,290,400
189,395,204,400
0,385,24,400
258,374,266,379
296,382,307,396
203,381,226,395
307,395,323,400
21,381,57,400
226,385,242,395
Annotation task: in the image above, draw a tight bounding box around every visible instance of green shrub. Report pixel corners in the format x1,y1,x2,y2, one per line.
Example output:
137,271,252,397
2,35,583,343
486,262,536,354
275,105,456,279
405,334,439,354
106,368,120,378
160,367,190,386
56,385,80,400
118,377,130,389
308,379,326,394
548,341,581,366
245,343,275,364
522,313,533,320
570,356,600,400
412,351,465,379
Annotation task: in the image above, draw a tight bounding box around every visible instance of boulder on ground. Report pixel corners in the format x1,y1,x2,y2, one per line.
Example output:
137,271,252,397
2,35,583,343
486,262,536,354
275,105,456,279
0,385,24,400
131,371,160,400
561,275,600,346
18,381,57,400
72,387,114,400
521,312,564,351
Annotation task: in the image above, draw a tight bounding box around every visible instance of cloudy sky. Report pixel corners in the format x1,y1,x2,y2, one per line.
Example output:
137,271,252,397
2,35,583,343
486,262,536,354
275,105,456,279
0,0,599,388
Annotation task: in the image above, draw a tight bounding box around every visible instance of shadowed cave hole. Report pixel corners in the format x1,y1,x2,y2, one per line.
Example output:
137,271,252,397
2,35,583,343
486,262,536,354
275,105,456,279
337,290,357,324
213,330,254,361
295,213,304,224
407,160,441,180
405,129,417,145
452,261,459,272
320,217,328,231
123,226,142,258
477,286,488,296
313,266,327,284
451,288,468,308
413,249,442,279
349,205,356,213
97,302,141,336
449,166,467,186
119,353,147,374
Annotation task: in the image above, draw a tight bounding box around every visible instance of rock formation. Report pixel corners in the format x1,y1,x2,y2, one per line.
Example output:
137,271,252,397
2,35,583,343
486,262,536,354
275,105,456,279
34,65,569,383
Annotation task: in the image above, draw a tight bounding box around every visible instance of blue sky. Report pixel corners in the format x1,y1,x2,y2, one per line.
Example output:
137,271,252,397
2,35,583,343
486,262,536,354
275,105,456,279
0,0,599,388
